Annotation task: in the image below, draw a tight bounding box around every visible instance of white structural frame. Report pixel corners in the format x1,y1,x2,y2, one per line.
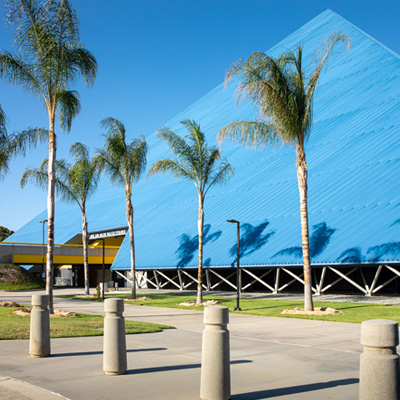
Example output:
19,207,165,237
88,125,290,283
113,264,400,296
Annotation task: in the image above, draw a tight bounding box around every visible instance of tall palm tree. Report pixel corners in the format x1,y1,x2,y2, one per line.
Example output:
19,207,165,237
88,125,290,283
95,117,148,300
148,119,234,304
218,33,350,311
0,0,97,313
21,142,100,295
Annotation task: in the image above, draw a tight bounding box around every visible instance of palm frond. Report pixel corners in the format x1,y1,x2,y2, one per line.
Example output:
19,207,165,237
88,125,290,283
8,127,48,157
305,32,350,132
0,51,44,98
93,150,124,188
20,158,49,190
57,89,81,132
100,117,126,139
70,141,89,162
125,136,148,183
156,126,188,157
66,47,97,87
204,160,234,196
0,103,7,136
218,121,279,149
147,159,192,180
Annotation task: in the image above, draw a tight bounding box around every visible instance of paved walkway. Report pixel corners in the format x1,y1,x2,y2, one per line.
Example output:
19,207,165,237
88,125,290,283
0,288,397,399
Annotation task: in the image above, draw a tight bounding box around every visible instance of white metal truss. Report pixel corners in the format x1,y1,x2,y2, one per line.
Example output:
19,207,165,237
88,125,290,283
113,264,399,296
241,268,275,292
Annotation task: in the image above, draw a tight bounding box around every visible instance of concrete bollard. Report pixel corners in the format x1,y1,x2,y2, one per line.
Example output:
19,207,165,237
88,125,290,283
29,294,50,358
360,319,399,400
200,306,231,400
103,298,127,375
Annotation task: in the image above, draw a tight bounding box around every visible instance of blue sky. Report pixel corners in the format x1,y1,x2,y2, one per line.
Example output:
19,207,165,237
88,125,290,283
1,0,399,231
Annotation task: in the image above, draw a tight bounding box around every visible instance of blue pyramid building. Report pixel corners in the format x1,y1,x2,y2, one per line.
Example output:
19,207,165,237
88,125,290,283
6,10,400,294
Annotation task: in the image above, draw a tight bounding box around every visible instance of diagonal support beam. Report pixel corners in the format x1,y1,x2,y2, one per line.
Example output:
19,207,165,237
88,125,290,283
242,268,274,292
319,267,358,293
179,269,206,289
136,271,158,289
316,267,327,295
114,270,132,283
327,267,367,294
209,270,237,290
154,270,181,290
281,268,317,293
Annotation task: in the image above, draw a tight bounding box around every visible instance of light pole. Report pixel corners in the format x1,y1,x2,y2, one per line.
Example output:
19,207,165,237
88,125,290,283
100,238,105,300
38,220,47,279
227,219,241,311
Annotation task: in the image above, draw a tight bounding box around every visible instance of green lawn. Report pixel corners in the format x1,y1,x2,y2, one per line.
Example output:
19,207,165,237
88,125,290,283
0,305,173,340
61,292,400,324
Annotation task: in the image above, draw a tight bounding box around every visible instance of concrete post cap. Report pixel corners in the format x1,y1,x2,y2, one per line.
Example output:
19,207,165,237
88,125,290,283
104,298,124,313
361,319,399,347
204,305,229,325
31,294,49,307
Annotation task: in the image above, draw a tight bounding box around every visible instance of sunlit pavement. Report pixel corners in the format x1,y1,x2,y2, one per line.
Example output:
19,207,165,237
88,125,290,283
0,288,397,399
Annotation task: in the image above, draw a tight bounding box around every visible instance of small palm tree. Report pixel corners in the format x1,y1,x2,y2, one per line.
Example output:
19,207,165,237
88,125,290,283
148,119,234,304
95,117,148,300
218,33,350,311
0,0,97,313
21,143,100,296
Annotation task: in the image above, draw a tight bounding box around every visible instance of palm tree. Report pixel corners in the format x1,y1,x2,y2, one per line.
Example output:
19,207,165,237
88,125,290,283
148,119,234,304
218,33,350,311
0,0,97,313
21,142,100,295
95,117,148,300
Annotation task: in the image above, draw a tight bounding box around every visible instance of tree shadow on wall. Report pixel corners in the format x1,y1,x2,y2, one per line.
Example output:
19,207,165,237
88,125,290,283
337,247,364,263
367,242,400,262
175,224,222,267
338,217,400,263
337,242,400,263
366,217,400,261
229,220,275,265
273,222,336,260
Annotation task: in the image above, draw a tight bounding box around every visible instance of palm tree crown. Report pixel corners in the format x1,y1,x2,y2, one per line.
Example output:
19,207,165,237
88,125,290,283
219,32,350,311
96,118,148,196
148,119,234,304
149,119,233,198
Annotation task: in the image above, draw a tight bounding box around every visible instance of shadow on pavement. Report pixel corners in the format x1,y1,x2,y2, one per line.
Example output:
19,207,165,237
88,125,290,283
231,378,358,399
126,359,252,375
51,347,167,357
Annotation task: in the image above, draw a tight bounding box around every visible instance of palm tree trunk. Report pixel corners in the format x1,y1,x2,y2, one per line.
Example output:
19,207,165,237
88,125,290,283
82,206,89,295
196,193,204,305
126,194,136,299
46,115,56,314
296,144,314,311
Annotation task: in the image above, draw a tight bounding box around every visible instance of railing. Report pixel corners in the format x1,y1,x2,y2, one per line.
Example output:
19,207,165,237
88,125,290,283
0,241,120,249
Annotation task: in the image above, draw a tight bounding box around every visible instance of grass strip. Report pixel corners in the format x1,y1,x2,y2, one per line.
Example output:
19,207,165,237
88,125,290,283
0,305,173,340
60,292,400,324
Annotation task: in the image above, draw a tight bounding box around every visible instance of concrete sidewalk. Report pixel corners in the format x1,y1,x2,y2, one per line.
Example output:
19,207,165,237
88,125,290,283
0,288,371,399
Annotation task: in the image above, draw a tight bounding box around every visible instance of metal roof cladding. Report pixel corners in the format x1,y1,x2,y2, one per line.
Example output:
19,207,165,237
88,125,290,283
8,9,400,270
